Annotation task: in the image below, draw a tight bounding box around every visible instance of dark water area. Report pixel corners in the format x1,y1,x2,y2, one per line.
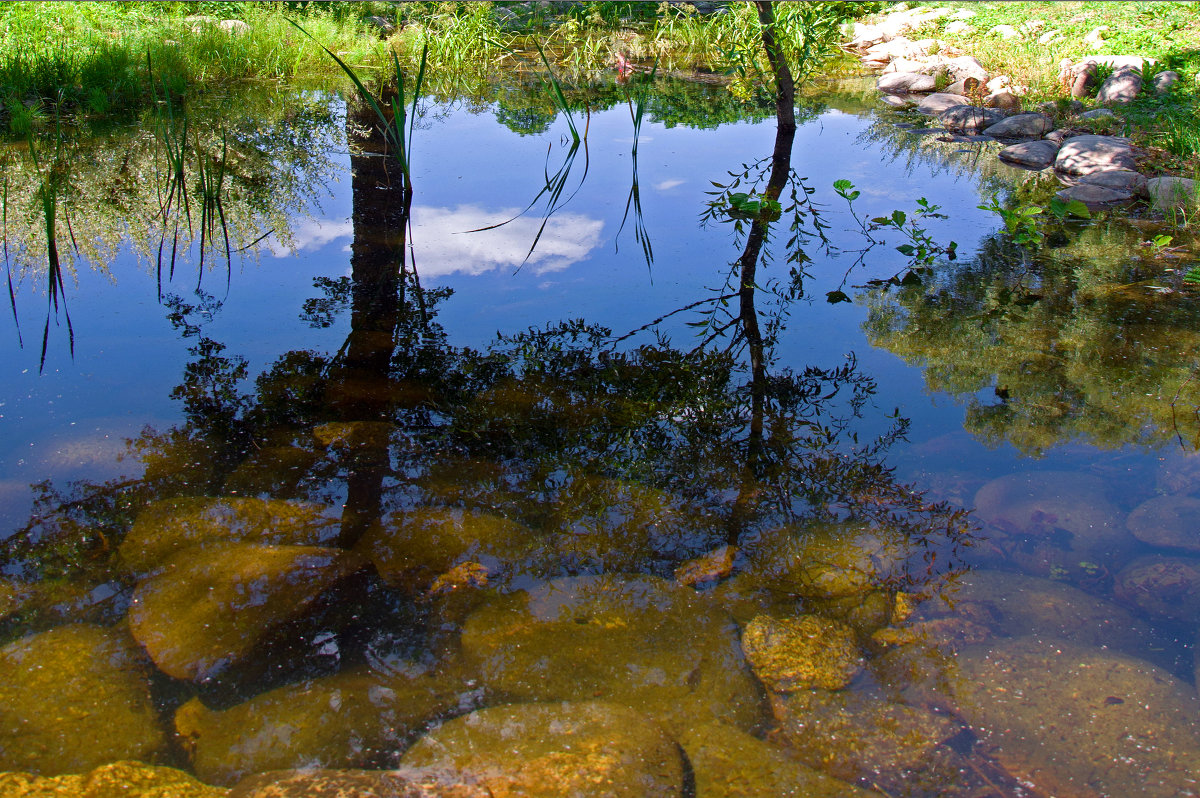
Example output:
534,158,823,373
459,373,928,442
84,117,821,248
2,71,1200,796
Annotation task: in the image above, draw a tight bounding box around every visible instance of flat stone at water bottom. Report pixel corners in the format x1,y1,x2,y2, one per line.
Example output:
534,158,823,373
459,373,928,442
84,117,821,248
229,768,489,798
400,701,686,798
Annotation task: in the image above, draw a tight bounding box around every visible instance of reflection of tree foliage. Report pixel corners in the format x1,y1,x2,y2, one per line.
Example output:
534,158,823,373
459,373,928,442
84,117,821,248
0,87,341,284
864,228,1200,455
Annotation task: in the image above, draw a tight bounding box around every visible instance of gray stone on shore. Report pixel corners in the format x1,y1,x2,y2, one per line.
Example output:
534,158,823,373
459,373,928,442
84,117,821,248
982,113,1054,139
917,92,969,115
877,71,937,94
1098,67,1143,105
1153,70,1181,94
939,105,1003,134
1078,169,1147,195
1078,107,1116,120
1054,134,1137,176
998,139,1060,170
984,89,1022,113
1055,183,1134,209
1146,176,1200,211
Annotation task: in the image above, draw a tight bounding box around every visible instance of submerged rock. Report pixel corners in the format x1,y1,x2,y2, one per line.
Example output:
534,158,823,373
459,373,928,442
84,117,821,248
1115,554,1200,623
0,625,165,775
119,496,338,575
229,768,488,798
459,574,763,733
772,688,963,793
740,614,864,692
972,471,1135,580
1128,495,1200,552
129,543,371,682
919,569,1170,666
0,761,226,797
356,507,538,594
677,721,881,798
176,665,477,786
400,701,686,798
674,544,737,587
950,636,1200,797
746,520,911,601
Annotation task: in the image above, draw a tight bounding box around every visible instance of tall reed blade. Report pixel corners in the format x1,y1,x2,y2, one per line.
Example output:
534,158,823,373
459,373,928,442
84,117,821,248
2,175,21,347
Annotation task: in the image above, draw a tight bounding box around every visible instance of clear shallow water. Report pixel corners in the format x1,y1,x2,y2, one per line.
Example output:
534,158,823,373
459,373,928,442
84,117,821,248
2,76,1200,796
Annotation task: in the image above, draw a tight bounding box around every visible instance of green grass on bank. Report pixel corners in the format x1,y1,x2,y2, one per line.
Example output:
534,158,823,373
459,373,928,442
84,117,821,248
872,2,1200,173
0,2,394,132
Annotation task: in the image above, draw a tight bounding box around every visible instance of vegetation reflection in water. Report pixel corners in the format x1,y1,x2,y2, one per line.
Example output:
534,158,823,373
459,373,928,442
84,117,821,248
5,24,1200,798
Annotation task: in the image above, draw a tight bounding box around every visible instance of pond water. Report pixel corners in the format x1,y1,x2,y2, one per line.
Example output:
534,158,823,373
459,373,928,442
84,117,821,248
2,70,1200,797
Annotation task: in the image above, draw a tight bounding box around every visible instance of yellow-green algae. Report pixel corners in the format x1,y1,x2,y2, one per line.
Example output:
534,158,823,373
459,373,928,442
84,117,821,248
355,507,539,594
118,497,338,575
0,761,226,797
676,721,882,798
0,625,165,775
175,664,477,786
128,543,370,681
740,614,864,692
401,701,685,798
459,574,764,735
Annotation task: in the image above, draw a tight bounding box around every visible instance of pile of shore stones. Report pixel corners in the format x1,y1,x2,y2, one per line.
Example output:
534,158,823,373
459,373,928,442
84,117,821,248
845,5,1198,213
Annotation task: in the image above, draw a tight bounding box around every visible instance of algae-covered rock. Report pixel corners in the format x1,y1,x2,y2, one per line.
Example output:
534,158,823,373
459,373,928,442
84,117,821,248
129,543,371,682
229,768,488,798
401,701,685,797
1127,495,1200,552
459,574,763,733
924,569,1170,664
0,625,166,775
676,721,882,798
356,507,539,593
740,614,863,692
0,761,227,797
546,476,702,574
1114,554,1200,623
119,497,339,575
772,688,963,794
175,665,477,786
972,471,1135,580
224,446,321,497
746,521,911,600
950,636,1200,797
704,573,804,627
675,545,737,587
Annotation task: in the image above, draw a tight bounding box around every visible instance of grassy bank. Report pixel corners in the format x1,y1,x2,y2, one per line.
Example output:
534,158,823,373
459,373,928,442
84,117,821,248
0,2,883,135
866,2,1200,172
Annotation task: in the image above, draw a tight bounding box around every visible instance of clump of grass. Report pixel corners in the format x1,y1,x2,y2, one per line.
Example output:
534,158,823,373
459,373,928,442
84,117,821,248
0,2,387,133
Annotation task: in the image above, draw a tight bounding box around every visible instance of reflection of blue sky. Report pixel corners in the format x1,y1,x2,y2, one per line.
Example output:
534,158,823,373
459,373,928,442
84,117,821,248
269,205,604,276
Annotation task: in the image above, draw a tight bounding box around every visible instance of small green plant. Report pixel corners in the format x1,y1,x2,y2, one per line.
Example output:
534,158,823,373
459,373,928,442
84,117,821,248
725,192,783,221
978,193,1090,254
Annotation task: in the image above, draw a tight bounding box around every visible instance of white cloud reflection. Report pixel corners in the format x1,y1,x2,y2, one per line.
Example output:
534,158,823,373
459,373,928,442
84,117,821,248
269,205,603,277
412,205,603,276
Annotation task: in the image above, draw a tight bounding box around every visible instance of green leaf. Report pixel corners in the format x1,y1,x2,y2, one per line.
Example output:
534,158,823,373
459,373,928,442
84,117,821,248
891,210,906,227
826,290,851,303
832,179,853,191
895,244,916,256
